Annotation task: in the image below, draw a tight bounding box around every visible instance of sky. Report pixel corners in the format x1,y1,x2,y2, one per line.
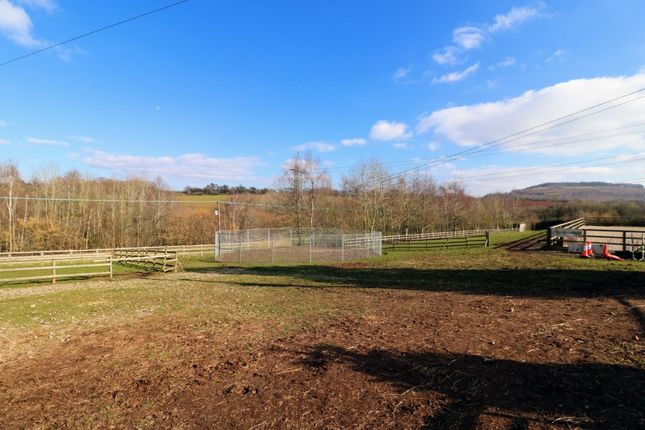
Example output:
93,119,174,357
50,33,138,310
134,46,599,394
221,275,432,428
1,0,645,195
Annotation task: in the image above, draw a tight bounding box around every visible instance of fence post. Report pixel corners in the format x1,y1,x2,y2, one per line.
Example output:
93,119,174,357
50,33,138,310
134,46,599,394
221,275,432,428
309,233,313,264
485,231,490,247
623,231,627,252
238,234,242,264
271,235,275,264
109,256,113,280
268,228,271,249
52,259,56,284
341,235,345,262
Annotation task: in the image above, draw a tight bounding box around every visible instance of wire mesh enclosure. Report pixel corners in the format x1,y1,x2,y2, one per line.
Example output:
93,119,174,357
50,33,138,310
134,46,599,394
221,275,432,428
214,228,382,264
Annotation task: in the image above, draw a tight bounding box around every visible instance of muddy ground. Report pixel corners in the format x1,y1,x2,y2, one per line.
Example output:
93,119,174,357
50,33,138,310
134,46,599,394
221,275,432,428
0,252,643,429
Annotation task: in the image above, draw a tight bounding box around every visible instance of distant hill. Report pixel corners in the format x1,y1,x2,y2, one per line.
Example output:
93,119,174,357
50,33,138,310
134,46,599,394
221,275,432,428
500,182,645,202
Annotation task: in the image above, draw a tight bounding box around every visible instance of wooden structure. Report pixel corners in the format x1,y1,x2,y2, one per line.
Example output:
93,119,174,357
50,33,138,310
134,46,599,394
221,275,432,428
0,254,113,284
112,248,179,273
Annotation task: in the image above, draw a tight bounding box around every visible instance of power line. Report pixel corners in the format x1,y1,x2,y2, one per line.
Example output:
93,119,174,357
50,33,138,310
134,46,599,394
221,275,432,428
383,90,645,183
319,120,645,175
0,0,191,68
454,154,645,181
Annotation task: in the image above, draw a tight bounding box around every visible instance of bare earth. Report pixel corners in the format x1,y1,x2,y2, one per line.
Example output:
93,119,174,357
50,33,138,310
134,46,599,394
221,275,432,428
0,251,643,429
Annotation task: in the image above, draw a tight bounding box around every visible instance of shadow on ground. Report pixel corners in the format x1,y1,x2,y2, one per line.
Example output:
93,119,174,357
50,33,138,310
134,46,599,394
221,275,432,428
293,344,645,429
181,264,645,334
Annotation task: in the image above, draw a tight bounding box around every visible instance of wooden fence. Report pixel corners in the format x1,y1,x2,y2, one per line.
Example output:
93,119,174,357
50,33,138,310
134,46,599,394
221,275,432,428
0,243,213,259
113,248,179,273
0,248,180,285
547,217,645,253
0,255,113,284
546,217,586,249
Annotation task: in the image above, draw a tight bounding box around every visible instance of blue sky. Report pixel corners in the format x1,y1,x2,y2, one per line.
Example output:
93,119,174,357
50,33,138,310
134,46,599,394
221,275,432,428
1,0,645,194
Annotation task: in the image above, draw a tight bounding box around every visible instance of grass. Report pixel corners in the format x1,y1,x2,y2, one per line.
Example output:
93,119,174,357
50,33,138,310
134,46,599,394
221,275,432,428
0,260,142,289
1,230,643,335
171,193,230,208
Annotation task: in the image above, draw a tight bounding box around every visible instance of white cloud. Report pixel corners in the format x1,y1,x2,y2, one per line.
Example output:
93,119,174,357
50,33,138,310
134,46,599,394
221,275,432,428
546,49,565,63
430,6,539,71
69,135,95,144
18,0,57,13
0,1,44,47
417,72,645,156
340,138,367,146
427,141,440,151
497,57,516,68
292,141,336,153
392,66,411,81
0,139,10,145
439,158,645,196
432,62,479,84
83,150,264,184
27,137,69,146
433,47,461,65
489,6,539,33
453,26,484,50
370,120,412,141
393,142,408,149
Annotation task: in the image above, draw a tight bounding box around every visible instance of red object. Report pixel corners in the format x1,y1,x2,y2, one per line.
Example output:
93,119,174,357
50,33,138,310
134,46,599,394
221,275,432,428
581,241,594,258
602,244,624,261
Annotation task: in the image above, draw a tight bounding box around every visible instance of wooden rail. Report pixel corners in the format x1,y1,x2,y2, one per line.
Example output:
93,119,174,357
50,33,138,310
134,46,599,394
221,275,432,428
113,248,179,273
546,217,586,249
0,257,113,284
382,227,516,244
0,243,213,260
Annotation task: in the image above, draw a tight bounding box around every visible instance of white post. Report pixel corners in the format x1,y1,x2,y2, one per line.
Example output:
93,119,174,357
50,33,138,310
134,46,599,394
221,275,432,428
271,235,275,264
238,234,242,264
52,259,56,284
341,235,345,262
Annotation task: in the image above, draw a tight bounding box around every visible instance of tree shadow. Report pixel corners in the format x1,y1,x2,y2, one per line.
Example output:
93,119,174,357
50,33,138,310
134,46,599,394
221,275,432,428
293,344,645,429
183,264,645,334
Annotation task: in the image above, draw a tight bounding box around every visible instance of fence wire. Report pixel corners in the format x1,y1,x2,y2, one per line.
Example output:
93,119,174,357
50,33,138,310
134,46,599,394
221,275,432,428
215,228,382,264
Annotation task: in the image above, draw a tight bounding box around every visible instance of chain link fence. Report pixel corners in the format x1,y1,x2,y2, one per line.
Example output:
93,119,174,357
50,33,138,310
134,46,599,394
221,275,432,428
215,228,382,264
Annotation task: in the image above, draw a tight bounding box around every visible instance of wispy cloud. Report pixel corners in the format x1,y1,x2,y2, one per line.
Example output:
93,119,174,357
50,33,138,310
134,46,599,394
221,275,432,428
68,135,95,144
431,5,540,66
370,120,412,141
488,6,539,33
545,49,565,63
432,47,461,65
340,138,367,146
18,0,57,13
453,26,484,50
292,141,336,153
432,63,479,84
82,150,265,185
392,66,411,82
27,137,70,146
427,141,440,151
393,142,408,149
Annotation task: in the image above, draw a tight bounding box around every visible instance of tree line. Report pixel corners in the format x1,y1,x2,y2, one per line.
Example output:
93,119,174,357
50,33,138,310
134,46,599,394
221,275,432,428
0,158,524,252
183,183,269,195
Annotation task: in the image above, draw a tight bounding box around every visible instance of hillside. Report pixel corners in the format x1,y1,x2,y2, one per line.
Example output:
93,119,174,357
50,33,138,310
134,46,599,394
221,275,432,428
503,182,645,201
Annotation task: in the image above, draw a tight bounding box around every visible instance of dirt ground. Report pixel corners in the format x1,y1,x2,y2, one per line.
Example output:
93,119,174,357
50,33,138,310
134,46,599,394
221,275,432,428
0,251,643,429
